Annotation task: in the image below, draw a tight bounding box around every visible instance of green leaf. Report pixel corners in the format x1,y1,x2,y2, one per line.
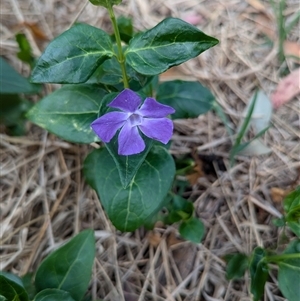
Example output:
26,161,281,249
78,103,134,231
27,85,109,143
225,253,249,280
179,217,205,243
16,33,34,67
0,273,29,301
249,247,269,301
21,273,36,300
31,23,114,84
165,195,194,224
83,146,175,232
106,134,153,188
283,186,300,237
125,18,218,76
89,0,122,8
278,239,300,301
113,16,134,44
0,57,39,94
87,56,152,91
35,230,95,301
34,289,75,301
0,94,32,136
156,80,215,119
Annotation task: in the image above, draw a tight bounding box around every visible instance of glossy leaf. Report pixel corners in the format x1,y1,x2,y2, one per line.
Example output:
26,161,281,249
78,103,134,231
89,0,122,8
0,273,29,301
27,85,109,143
125,18,218,75
0,57,39,94
31,23,114,83
278,239,300,301
225,253,249,280
106,134,153,188
34,289,75,301
284,186,300,237
87,56,152,91
156,80,215,119
249,247,269,301
35,230,95,301
179,217,205,243
83,146,175,232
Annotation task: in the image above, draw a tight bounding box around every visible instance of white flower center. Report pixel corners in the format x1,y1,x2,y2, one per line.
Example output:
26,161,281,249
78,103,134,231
129,113,143,126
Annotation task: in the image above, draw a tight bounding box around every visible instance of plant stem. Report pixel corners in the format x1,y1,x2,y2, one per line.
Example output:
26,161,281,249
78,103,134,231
107,5,129,88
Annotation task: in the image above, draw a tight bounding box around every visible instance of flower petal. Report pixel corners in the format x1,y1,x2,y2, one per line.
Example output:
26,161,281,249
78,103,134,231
118,122,145,155
91,112,128,142
139,118,173,144
137,97,175,118
108,89,141,112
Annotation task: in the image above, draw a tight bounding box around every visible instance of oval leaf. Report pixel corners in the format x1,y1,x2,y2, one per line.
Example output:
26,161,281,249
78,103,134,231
83,146,175,232
0,274,29,301
156,80,215,119
278,239,300,301
225,253,249,280
125,18,218,75
0,57,39,94
34,289,75,301
35,230,95,301
27,85,108,143
106,135,153,188
179,217,205,243
31,23,114,83
249,247,269,301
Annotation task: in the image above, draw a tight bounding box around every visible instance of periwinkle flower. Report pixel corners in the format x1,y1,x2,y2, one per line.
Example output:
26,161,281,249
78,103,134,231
91,89,175,156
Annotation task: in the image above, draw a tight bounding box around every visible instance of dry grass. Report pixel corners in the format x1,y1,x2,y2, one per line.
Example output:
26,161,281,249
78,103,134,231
1,0,299,300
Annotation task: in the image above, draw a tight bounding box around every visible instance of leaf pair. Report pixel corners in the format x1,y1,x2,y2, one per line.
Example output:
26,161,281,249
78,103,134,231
31,19,218,84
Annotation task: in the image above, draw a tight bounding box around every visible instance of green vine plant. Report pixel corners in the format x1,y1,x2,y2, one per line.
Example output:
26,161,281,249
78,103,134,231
225,187,300,301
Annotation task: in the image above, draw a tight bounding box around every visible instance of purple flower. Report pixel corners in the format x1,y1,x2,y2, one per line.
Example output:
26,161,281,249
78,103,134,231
91,89,175,156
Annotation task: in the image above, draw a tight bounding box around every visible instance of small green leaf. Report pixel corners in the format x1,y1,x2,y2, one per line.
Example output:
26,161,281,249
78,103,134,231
125,18,218,76
83,146,175,232
16,33,34,67
225,253,249,280
35,230,95,301
0,57,39,94
0,273,29,301
31,23,114,83
89,0,122,8
278,239,300,301
179,217,205,243
249,247,269,301
27,85,109,143
87,56,152,91
113,16,133,44
156,80,215,119
165,195,194,224
34,289,75,301
283,186,300,237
